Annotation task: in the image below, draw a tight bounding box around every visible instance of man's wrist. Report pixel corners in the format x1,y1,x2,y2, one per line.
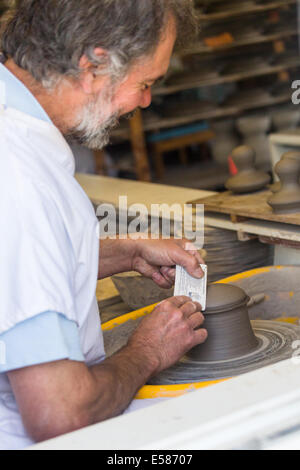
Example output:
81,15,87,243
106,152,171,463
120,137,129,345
98,237,139,279
123,340,161,380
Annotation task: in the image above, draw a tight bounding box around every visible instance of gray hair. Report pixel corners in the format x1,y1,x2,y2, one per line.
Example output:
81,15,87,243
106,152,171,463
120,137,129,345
1,0,198,88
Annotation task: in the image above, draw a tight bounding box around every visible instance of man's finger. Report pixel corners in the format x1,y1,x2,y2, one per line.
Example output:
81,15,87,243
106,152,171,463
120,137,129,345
193,328,208,346
152,271,173,289
188,311,205,330
181,301,202,318
177,250,204,279
189,250,205,265
163,295,193,309
160,266,176,283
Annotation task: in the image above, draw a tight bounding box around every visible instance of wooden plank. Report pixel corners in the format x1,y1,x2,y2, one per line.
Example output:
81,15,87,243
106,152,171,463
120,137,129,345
152,130,215,152
189,190,300,227
198,0,296,22
129,109,151,182
153,59,300,96
181,30,298,56
112,93,292,139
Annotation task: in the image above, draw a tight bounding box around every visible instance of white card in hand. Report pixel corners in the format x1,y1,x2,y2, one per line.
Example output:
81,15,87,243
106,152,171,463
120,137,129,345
174,264,207,311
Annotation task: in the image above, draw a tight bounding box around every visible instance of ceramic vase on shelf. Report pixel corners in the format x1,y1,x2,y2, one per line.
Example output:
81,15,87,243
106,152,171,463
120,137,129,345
268,152,300,214
236,115,272,170
272,108,300,132
210,119,240,167
225,145,271,194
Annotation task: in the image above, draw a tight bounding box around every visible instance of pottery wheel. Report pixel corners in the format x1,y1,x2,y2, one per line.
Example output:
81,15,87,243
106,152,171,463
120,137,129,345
148,320,300,385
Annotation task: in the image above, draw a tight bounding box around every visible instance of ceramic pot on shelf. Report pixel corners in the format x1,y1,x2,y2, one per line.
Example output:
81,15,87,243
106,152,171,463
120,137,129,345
225,145,271,194
272,108,300,132
268,152,300,214
236,115,272,170
210,119,240,166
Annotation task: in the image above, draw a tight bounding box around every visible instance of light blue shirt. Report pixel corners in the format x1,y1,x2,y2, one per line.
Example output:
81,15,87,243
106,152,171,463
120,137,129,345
0,63,84,372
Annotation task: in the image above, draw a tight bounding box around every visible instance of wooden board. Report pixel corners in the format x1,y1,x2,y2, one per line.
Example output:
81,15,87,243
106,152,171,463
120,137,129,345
189,190,300,227
112,93,292,139
153,58,300,96
198,0,296,22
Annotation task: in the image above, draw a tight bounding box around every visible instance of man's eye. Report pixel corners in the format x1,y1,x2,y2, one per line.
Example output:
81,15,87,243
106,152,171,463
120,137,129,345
142,84,150,91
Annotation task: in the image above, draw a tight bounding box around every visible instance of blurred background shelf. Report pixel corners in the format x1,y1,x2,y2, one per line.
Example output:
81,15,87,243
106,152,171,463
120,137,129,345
112,92,293,139
153,57,300,95
196,0,297,22
181,29,298,56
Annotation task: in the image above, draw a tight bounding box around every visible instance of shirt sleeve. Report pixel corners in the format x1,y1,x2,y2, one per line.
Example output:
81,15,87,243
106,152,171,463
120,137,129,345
0,311,84,373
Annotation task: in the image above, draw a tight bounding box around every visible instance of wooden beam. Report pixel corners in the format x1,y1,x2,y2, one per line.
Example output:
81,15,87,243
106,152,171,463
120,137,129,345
129,109,151,182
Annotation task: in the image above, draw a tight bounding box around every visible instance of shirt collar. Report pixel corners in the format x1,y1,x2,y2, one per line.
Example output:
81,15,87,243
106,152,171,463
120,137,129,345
0,64,76,175
0,63,52,123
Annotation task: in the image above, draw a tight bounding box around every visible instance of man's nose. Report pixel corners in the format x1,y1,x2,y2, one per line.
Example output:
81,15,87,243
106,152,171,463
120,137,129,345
140,88,152,109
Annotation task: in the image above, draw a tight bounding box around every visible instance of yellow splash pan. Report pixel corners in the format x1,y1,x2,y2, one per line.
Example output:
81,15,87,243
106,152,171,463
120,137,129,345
102,266,300,399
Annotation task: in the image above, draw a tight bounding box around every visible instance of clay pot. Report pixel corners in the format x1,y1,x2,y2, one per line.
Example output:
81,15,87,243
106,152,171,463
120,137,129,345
272,109,300,132
225,145,271,193
236,115,272,168
268,152,300,214
270,151,300,194
210,119,240,166
236,115,271,135
187,283,258,362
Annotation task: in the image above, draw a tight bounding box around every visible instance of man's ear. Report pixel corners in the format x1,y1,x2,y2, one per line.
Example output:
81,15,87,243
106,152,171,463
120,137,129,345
78,48,108,94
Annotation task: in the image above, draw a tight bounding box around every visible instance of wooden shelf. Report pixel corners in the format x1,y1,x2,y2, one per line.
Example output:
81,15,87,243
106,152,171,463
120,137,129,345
112,92,292,139
153,58,300,95
180,29,298,56
197,0,297,22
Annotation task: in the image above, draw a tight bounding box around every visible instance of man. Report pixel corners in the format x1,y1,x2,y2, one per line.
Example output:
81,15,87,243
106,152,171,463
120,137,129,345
0,0,207,449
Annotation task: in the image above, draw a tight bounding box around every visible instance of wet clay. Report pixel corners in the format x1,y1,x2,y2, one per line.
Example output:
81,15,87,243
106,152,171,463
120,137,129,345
102,282,300,386
149,321,300,385
187,283,258,362
225,145,271,193
149,282,300,384
268,152,300,214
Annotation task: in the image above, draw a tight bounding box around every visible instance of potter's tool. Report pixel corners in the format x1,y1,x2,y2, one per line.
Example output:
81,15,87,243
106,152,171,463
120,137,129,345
174,264,207,310
148,283,300,386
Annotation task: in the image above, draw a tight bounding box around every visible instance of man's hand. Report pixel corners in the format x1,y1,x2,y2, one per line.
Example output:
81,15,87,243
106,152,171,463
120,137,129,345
98,238,204,285
131,239,204,289
128,296,207,374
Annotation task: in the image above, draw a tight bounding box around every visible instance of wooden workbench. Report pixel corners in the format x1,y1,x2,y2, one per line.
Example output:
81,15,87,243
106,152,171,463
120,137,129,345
76,173,216,210
76,173,300,269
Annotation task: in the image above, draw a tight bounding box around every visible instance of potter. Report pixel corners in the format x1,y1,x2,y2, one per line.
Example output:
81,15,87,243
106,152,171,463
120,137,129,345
0,0,207,450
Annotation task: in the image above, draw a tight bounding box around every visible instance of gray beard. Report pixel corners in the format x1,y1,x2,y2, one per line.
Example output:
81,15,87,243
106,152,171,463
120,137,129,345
65,92,138,150
67,112,120,150
66,101,120,150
